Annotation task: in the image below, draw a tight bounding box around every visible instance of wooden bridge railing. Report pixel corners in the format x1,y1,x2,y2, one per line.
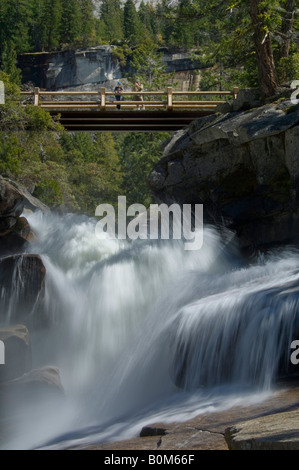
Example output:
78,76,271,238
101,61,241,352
20,87,239,111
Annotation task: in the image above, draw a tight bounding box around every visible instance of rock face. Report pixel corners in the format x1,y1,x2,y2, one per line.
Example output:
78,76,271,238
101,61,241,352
0,176,48,256
225,408,299,450
18,46,202,91
0,178,48,327
18,46,122,90
0,254,46,327
149,97,299,252
0,178,63,449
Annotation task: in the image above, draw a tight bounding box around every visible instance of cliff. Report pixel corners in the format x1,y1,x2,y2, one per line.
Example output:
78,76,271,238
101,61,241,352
18,46,202,91
149,91,299,253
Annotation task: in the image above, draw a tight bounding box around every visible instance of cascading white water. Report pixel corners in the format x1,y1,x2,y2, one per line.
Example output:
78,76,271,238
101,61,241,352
2,209,299,450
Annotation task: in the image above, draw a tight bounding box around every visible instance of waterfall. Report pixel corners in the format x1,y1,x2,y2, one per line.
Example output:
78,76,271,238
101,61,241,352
2,210,299,449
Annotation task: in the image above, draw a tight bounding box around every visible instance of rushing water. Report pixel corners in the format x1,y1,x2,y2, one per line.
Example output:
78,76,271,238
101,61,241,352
2,210,299,450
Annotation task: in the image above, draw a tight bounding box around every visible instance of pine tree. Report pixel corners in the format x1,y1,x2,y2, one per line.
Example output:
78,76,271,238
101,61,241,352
138,1,154,39
129,39,169,90
123,0,143,46
0,0,33,56
170,0,195,50
249,0,278,97
1,41,22,85
79,0,96,48
279,0,296,59
100,0,124,43
40,0,62,51
31,0,45,51
60,0,82,47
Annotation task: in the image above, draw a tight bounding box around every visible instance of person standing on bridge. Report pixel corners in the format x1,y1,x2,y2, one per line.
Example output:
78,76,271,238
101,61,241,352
114,81,124,109
133,79,144,110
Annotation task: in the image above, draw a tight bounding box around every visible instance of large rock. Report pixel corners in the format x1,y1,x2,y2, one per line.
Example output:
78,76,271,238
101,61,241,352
0,217,36,256
225,409,299,450
18,46,122,90
0,324,32,382
6,179,49,213
0,254,46,327
76,383,299,451
18,46,202,91
0,177,44,256
149,97,299,252
0,175,24,219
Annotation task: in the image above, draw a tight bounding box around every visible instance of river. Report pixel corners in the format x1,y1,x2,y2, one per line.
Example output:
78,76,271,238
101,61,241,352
3,209,299,449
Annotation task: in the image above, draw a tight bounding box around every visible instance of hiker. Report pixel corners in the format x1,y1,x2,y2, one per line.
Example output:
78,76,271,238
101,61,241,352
134,79,144,110
114,81,124,109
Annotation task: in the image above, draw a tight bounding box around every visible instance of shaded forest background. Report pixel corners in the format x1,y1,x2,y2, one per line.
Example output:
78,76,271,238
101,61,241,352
0,0,298,214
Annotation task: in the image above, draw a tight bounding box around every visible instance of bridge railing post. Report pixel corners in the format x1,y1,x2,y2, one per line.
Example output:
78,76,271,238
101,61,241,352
233,87,239,100
100,87,106,111
167,87,173,111
34,87,40,106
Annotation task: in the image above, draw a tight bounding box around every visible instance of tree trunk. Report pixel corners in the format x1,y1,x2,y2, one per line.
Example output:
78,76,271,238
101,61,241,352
280,0,296,59
249,0,278,98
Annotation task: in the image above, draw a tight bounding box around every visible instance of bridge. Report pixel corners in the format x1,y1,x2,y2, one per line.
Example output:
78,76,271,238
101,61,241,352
20,87,239,131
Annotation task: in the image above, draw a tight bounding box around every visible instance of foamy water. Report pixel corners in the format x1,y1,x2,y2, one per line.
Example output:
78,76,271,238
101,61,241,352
1,210,299,449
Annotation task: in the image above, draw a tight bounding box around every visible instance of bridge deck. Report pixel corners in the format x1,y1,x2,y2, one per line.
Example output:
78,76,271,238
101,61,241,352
52,110,215,131
20,87,239,131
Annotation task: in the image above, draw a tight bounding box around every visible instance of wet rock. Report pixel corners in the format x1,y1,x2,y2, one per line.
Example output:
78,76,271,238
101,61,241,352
0,217,36,257
0,177,43,256
225,408,299,450
0,176,25,219
232,88,262,112
7,366,64,397
5,179,49,213
140,426,167,437
0,254,46,327
149,98,299,252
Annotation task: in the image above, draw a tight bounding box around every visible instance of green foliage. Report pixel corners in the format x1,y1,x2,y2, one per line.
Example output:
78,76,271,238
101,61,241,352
33,178,63,206
0,133,21,176
0,0,98,55
59,132,123,213
0,0,298,215
277,53,299,83
128,39,171,90
23,105,62,131
99,0,124,43
112,44,131,67
40,0,62,51
123,0,143,47
1,41,22,85
115,132,171,208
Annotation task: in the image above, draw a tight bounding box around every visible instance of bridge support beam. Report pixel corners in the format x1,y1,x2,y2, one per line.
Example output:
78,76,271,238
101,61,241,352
100,87,106,111
34,87,40,106
167,87,173,111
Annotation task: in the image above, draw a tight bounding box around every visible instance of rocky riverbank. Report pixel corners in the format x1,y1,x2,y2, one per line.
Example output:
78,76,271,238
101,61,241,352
0,177,64,449
2,91,299,450
73,380,299,451
149,89,299,254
